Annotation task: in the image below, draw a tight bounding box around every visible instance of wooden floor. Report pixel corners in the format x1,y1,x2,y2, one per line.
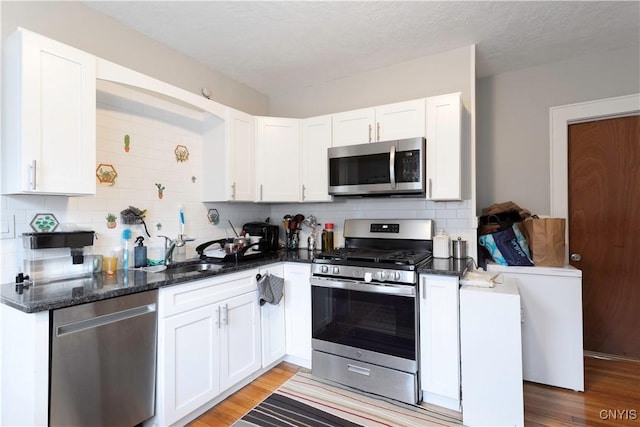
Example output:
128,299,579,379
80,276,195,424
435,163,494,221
190,356,639,426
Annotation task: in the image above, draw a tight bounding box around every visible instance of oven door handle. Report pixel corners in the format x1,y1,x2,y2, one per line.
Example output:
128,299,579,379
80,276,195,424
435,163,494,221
310,277,415,297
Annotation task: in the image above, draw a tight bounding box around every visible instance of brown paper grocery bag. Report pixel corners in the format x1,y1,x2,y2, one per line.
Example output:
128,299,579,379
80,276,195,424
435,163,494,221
521,217,566,266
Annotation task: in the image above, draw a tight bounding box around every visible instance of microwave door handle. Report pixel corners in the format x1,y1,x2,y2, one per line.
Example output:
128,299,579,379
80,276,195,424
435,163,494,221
389,145,396,189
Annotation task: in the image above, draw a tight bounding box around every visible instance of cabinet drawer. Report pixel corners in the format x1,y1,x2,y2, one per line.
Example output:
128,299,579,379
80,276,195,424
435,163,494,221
159,269,256,318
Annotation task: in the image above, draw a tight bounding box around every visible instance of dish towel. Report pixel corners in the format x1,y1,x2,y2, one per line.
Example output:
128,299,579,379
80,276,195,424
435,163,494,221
257,273,284,306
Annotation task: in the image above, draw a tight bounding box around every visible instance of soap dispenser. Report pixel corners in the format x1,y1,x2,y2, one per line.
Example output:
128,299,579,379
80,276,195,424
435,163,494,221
134,236,148,268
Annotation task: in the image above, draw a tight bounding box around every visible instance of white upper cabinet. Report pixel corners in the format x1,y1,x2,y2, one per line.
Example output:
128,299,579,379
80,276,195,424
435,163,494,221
255,117,301,202
425,92,462,201
331,99,426,147
374,99,426,142
202,108,255,202
331,107,376,147
227,109,256,201
2,28,96,195
301,115,332,202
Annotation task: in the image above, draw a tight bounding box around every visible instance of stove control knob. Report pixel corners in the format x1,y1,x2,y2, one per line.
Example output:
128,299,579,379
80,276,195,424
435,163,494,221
364,272,373,282
332,266,340,275
376,271,388,282
320,265,329,274
392,271,402,281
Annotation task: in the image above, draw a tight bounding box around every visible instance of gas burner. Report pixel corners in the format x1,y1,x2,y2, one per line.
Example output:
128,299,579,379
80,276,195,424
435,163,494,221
316,248,432,266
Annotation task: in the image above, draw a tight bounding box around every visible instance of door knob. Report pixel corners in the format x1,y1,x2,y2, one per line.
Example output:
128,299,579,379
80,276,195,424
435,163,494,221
570,253,582,262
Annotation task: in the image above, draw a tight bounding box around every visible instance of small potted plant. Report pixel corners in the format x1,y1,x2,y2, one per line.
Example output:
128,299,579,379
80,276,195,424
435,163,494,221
124,134,131,153
106,213,117,229
155,183,165,199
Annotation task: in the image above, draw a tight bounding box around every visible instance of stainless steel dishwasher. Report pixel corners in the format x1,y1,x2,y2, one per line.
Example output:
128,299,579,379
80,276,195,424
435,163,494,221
50,290,158,427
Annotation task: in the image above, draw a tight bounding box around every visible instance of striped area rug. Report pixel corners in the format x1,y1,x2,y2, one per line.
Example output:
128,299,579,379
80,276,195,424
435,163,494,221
234,372,462,426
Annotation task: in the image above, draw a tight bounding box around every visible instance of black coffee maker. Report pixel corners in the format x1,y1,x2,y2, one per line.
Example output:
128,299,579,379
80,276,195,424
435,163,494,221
242,221,280,252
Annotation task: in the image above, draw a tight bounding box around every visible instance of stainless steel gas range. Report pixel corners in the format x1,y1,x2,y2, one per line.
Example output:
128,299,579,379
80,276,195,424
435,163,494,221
310,218,433,404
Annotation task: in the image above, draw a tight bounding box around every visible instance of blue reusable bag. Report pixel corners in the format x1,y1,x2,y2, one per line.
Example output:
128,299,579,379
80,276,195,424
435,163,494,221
479,224,534,266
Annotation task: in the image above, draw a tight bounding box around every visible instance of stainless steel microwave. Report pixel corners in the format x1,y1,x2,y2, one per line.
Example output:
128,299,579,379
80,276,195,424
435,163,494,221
328,137,426,197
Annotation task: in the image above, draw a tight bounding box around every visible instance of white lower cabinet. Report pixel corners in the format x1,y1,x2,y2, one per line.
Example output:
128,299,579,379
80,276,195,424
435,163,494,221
155,270,261,426
460,282,524,427
486,264,584,391
419,274,461,411
283,263,312,368
259,264,287,367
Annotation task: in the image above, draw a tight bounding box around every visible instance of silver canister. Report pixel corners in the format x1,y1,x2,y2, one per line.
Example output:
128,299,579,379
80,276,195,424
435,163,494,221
452,237,468,259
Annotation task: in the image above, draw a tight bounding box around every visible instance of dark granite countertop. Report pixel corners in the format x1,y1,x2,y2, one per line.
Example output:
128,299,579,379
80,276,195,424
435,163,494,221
418,257,475,277
1,250,470,314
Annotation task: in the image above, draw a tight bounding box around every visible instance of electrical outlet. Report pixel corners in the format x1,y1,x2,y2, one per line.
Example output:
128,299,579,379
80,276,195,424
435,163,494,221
0,214,16,239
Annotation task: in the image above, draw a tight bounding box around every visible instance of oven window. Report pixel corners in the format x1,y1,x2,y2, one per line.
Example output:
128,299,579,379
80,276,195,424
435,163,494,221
312,286,416,360
329,153,391,186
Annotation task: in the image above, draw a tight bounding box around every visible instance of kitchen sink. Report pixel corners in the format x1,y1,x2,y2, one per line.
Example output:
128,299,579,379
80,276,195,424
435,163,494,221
165,262,225,274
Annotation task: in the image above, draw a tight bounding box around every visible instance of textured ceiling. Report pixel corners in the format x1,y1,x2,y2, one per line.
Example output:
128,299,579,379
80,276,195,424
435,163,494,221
85,1,640,97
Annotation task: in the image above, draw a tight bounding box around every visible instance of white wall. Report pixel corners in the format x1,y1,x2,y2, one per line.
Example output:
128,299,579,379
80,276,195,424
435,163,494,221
0,1,269,115
476,46,640,215
269,46,474,118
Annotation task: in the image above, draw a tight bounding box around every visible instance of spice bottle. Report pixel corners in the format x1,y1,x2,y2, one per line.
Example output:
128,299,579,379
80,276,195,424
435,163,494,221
321,223,334,251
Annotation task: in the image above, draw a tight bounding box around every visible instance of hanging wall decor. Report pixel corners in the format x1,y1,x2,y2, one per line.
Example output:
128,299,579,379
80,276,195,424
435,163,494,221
155,183,165,199
174,145,189,162
96,164,118,186
124,134,131,152
106,213,117,229
30,213,59,232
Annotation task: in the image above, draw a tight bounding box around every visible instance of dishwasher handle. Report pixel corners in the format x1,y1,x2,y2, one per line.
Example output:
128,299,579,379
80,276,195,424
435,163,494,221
56,303,157,337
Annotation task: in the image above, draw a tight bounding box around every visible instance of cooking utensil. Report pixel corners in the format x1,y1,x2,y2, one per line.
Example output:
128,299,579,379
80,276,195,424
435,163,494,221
228,219,239,237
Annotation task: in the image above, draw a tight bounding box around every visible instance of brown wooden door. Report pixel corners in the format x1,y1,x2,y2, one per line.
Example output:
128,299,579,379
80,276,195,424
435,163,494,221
568,115,640,359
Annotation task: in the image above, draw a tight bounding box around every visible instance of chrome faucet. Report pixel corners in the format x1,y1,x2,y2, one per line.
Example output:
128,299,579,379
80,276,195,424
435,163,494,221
158,234,195,265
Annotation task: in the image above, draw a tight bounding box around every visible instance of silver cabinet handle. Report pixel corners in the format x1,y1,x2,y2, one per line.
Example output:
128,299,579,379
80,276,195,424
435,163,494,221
260,184,263,201
217,306,221,328
29,160,37,190
376,122,380,141
223,303,228,325
389,145,396,189
428,178,433,199
368,124,372,143
347,364,371,376
302,185,306,200
231,182,236,200
571,253,582,262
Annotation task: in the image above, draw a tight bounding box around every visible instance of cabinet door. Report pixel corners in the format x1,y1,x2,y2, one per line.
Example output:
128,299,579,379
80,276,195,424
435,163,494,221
284,264,312,368
255,117,301,202
419,275,460,406
161,305,219,425
219,290,261,391
259,264,286,367
460,283,524,427
495,270,584,391
425,93,461,201
374,99,426,142
2,28,96,195
331,108,375,147
228,109,256,201
301,115,332,202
